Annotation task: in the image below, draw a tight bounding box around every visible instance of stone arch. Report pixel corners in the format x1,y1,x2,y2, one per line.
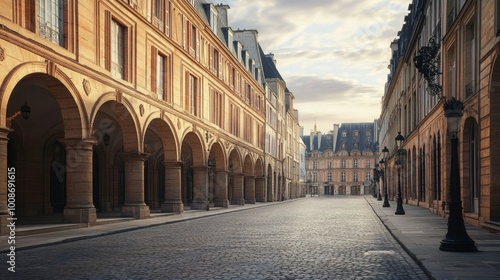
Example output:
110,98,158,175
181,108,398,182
142,111,180,162
90,96,141,153
243,154,254,176
180,131,206,209
0,62,87,138
228,148,243,205
255,157,264,177
208,142,228,207
208,142,226,171
1,69,93,223
181,131,205,166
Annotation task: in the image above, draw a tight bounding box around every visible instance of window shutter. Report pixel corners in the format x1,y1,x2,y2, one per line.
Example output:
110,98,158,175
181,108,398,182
151,46,157,92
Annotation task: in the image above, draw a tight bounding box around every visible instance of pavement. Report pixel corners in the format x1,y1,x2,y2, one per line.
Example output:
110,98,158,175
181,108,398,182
2,196,500,280
366,196,500,280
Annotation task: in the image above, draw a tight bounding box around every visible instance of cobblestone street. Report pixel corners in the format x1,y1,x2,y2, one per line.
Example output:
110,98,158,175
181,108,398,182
13,196,428,279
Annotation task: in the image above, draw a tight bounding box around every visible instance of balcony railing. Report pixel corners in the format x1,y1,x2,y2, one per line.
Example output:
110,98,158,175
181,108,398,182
465,80,476,100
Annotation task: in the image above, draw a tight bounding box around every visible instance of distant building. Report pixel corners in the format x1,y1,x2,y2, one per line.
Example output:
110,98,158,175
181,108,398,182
301,122,378,195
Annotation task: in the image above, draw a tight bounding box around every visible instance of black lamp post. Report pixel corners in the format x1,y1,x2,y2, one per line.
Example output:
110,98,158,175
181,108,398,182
381,146,390,207
375,163,382,201
439,97,477,252
395,132,405,215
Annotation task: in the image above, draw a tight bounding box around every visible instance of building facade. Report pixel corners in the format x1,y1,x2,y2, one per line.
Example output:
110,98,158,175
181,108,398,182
380,0,500,231
302,123,378,196
0,0,303,235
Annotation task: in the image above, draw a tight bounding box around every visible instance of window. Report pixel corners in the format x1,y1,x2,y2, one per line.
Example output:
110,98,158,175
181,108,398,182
111,19,125,79
313,161,318,169
211,47,220,76
313,172,318,182
156,53,166,100
342,131,347,138
341,172,346,182
327,161,332,169
151,47,171,102
327,172,332,182
38,0,64,46
353,159,358,168
365,172,371,181
341,159,346,168
229,103,240,136
152,0,169,34
186,73,199,116
465,20,476,99
244,113,252,143
210,89,223,127
184,18,199,58
366,161,371,168
353,172,358,182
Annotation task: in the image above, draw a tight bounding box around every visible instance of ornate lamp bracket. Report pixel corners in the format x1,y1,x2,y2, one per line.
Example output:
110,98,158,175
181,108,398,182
414,36,442,96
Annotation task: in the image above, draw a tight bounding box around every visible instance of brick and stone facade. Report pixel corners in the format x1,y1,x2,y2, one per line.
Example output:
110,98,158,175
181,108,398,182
0,0,302,235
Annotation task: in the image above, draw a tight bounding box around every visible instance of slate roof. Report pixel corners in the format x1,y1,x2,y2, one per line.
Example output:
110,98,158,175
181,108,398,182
301,123,377,154
260,46,284,80
335,123,377,153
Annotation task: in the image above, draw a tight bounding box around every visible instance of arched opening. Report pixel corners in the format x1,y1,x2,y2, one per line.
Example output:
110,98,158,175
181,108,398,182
463,117,479,214
180,132,205,210
5,73,85,222
267,164,273,202
91,99,148,219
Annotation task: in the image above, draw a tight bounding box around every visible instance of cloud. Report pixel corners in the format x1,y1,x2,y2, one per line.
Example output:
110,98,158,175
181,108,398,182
218,0,411,132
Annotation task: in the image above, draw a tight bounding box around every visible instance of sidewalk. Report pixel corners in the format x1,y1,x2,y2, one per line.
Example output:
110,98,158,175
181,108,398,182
366,196,500,280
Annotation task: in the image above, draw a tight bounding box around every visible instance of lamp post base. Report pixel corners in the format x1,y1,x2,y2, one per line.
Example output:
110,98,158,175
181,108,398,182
439,239,477,252
439,202,477,252
383,194,390,207
395,197,405,215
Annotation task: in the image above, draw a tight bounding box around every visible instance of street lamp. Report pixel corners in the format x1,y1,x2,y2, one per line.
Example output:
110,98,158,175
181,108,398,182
395,132,405,215
439,97,477,252
381,146,390,207
375,163,382,201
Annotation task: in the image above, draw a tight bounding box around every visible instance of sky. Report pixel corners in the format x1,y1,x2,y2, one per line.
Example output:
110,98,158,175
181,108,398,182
217,0,412,134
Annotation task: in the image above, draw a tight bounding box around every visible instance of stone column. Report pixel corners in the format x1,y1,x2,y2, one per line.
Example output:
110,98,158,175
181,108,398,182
255,176,266,202
63,139,97,224
121,152,150,219
245,176,256,204
191,166,208,210
231,173,245,205
161,161,183,213
0,128,10,235
214,170,229,207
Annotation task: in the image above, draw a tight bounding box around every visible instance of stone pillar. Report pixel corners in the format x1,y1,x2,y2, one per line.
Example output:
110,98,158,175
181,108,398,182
214,170,229,208
63,139,97,224
255,176,266,202
121,153,150,219
161,161,183,213
245,176,256,204
231,173,245,205
191,166,208,210
0,128,10,236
